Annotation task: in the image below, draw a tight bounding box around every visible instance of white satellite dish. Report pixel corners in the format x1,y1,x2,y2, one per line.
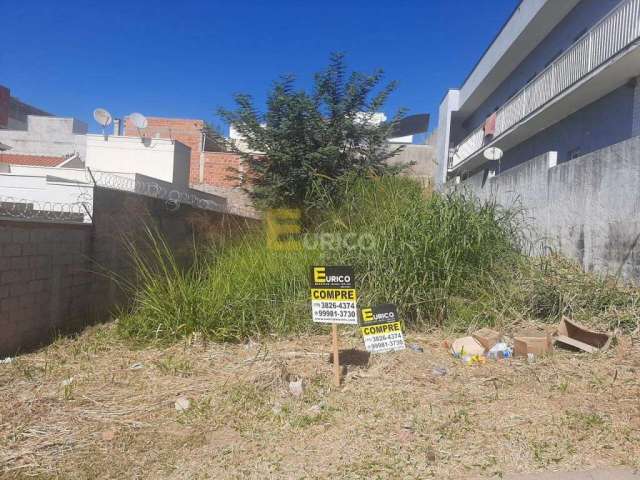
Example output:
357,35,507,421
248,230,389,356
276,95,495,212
129,112,148,129
93,108,113,127
483,146,504,161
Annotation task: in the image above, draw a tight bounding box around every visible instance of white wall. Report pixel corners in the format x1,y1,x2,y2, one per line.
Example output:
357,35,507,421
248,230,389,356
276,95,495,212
435,90,460,189
0,173,93,223
85,134,190,189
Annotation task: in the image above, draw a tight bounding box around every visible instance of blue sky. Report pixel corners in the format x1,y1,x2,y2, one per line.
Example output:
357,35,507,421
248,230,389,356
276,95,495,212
3,0,519,134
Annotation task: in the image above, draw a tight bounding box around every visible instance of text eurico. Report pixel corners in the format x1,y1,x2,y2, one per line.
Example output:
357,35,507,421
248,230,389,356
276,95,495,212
266,209,376,251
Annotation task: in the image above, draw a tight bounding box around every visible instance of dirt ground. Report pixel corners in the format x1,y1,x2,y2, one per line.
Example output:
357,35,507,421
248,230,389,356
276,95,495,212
1,323,639,479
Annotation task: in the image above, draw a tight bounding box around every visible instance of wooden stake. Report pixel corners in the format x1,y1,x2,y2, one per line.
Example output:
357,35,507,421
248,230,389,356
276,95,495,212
331,323,340,386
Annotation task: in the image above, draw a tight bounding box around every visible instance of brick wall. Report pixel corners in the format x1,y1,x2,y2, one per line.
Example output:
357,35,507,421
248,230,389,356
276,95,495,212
122,117,245,192
124,117,205,184
202,151,242,188
0,187,257,356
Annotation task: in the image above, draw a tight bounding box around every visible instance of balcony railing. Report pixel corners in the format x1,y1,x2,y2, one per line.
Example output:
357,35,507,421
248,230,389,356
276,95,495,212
450,0,640,170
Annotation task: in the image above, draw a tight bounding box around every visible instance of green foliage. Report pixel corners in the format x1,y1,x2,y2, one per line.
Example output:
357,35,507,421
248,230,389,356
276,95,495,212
118,234,322,342
218,52,406,213
324,177,523,329
119,178,640,342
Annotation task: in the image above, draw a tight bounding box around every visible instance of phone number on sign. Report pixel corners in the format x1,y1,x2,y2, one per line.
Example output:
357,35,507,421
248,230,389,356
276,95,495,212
314,309,356,318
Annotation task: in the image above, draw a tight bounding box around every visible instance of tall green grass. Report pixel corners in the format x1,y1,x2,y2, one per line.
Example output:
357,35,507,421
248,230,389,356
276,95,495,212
118,177,639,341
324,177,523,329
118,232,322,342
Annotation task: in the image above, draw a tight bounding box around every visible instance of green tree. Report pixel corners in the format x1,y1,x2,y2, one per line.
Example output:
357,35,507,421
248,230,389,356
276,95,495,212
218,53,406,213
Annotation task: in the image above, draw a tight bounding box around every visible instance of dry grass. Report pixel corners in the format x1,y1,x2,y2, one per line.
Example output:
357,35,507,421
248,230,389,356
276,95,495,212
1,323,640,479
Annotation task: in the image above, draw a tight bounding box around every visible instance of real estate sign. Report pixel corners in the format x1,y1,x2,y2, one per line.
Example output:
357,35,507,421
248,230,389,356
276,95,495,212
360,304,405,353
310,266,358,325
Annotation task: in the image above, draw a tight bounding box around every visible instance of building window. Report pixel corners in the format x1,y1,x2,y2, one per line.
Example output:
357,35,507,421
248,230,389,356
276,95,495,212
568,147,582,160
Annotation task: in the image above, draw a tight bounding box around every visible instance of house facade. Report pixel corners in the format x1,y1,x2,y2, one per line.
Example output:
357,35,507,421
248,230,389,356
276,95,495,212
435,0,640,187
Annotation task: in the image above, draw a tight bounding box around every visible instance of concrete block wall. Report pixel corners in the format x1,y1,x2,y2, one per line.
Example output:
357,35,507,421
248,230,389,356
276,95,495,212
0,187,258,356
451,135,640,281
0,222,93,354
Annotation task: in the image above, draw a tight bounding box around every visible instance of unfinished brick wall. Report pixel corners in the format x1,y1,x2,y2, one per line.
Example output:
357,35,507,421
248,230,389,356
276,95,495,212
0,187,257,356
122,116,245,192
124,117,206,184
202,152,242,188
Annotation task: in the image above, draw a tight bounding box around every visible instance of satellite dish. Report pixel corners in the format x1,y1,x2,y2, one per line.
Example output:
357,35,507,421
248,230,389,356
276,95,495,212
129,112,148,129
483,147,504,161
93,108,113,128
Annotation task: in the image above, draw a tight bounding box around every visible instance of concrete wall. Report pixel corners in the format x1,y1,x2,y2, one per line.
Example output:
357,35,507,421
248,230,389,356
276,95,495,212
0,187,257,356
435,90,460,187
0,116,87,158
451,136,640,281
498,83,635,171
85,135,190,189
0,172,93,223
386,144,436,186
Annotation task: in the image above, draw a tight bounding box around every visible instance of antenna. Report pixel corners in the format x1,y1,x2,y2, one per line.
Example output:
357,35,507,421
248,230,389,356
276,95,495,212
128,112,148,143
483,146,504,161
93,108,113,140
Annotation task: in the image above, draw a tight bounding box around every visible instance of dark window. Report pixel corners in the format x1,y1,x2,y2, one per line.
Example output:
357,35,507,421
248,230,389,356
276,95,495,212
568,147,582,160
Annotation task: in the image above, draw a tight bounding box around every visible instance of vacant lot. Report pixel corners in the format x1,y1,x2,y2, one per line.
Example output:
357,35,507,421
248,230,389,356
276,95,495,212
1,324,639,479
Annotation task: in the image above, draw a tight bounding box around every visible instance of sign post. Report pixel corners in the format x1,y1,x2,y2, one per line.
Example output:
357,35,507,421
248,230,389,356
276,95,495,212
331,324,340,386
310,266,358,386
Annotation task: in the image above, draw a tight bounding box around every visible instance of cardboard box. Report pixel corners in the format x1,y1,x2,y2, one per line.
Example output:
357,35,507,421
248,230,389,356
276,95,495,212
472,328,501,351
513,334,552,357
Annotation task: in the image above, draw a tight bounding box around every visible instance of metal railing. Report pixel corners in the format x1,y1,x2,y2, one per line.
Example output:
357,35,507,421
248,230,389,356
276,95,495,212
450,0,640,170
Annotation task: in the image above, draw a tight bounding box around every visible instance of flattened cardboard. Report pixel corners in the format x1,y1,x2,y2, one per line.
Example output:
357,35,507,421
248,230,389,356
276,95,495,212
451,336,485,356
554,317,611,352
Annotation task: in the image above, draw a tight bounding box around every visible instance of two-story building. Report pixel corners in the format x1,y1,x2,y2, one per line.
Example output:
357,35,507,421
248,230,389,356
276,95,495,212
435,0,640,187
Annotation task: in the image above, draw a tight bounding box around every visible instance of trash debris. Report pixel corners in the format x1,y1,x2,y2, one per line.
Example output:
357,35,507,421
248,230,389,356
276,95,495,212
129,363,144,370
174,396,191,412
486,342,512,359
462,354,486,366
431,367,448,377
554,317,612,353
61,377,74,387
472,328,501,351
398,424,415,443
407,343,424,353
0,357,14,364
288,378,304,397
308,404,322,414
272,404,283,415
451,336,485,357
514,333,552,357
